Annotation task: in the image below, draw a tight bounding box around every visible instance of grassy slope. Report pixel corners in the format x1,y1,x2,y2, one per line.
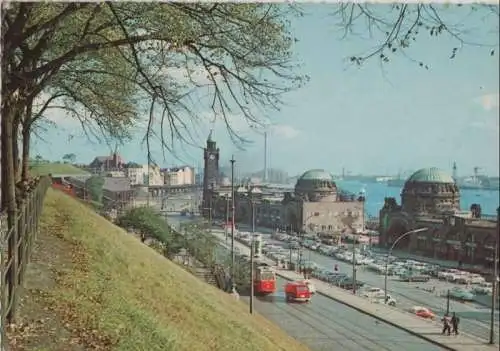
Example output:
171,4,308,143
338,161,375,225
9,189,309,351
29,163,89,176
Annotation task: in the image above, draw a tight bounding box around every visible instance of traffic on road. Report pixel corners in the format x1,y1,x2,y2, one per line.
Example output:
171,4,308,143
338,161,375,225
231,226,499,343
242,277,446,351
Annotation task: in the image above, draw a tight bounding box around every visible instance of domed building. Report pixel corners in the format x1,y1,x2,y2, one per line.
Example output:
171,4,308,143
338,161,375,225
282,169,365,236
294,169,338,202
401,167,460,214
379,167,497,269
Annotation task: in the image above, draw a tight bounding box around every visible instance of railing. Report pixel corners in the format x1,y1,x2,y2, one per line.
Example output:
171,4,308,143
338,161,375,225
0,177,51,350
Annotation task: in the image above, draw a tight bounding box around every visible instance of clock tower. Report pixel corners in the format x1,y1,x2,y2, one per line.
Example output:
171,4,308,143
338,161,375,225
202,131,219,218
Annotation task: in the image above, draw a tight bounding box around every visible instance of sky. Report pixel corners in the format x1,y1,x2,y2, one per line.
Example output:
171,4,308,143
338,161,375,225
33,4,499,177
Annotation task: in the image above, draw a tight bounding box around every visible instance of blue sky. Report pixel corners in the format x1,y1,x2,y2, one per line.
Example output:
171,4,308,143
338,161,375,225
33,4,499,177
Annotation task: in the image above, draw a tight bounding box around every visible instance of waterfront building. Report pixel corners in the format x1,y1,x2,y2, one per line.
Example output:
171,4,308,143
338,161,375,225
201,137,365,240
379,167,498,270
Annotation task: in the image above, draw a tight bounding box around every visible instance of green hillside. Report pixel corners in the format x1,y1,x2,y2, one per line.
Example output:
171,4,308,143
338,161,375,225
29,162,89,176
8,189,309,351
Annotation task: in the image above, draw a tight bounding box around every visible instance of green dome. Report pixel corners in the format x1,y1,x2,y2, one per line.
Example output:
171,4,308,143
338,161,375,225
298,169,333,181
407,167,455,183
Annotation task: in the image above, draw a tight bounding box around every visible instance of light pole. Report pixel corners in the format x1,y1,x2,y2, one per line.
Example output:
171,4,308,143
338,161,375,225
225,196,229,242
384,227,428,303
230,156,236,294
250,197,256,314
298,212,319,276
489,207,499,345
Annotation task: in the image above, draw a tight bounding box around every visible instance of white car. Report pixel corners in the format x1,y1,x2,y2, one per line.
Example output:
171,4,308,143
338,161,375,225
469,274,486,285
374,294,397,307
362,287,385,299
473,282,493,295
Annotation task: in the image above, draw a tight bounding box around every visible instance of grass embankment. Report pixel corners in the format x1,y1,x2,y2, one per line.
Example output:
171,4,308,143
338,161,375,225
8,189,309,351
29,163,88,176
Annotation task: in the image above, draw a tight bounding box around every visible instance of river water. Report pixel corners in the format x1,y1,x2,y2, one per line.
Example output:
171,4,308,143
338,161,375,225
337,180,499,218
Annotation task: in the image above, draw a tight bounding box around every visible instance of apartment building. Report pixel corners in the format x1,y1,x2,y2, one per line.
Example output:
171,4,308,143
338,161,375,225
163,166,195,186
124,164,149,185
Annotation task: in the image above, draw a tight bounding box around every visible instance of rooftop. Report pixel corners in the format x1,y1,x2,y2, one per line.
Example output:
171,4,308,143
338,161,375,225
406,167,455,184
298,169,334,181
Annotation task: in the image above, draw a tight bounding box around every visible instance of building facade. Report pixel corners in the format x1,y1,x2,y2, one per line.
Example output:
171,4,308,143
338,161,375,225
88,153,124,173
125,164,149,185
379,167,498,270
145,164,164,186
208,169,366,242
163,166,195,186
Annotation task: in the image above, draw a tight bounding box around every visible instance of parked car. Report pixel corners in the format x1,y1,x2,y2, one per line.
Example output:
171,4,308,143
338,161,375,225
410,306,436,319
472,282,493,295
399,274,431,282
449,287,475,301
362,287,385,298
373,294,397,307
336,277,365,290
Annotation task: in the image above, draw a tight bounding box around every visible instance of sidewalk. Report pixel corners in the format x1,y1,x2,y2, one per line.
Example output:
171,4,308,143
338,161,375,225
210,229,497,351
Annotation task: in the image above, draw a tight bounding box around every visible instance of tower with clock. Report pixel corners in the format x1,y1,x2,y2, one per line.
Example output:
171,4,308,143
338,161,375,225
202,131,219,217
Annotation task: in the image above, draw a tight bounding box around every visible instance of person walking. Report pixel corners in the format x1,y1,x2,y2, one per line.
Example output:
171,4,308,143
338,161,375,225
451,312,460,335
441,314,451,336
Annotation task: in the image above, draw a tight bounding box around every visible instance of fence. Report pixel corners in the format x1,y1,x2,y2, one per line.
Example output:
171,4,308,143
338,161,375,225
0,177,51,350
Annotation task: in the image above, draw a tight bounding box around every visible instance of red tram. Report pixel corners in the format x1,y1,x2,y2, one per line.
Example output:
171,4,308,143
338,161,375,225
253,264,277,295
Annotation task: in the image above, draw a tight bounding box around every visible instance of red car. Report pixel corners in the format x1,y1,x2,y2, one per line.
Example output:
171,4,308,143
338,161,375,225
410,306,435,320
285,281,312,303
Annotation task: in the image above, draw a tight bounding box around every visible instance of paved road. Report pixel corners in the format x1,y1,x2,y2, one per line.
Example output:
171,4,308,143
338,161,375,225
245,277,446,351
244,231,498,343
164,210,498,344
166,214,445,350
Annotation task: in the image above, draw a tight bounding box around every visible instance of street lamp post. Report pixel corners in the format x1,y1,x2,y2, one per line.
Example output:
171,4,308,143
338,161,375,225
384,227,428,303
230,156,236,294
250,198,256,314
225,196,229,242
298,212,319,277
489,207,499,345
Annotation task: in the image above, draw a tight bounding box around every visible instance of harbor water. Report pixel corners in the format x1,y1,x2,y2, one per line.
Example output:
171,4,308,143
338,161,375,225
337,180,500,218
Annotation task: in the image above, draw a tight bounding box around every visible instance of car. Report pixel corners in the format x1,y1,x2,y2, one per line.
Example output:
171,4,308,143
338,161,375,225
374,294,397,307
449,287,475,301
410,306,436,319
472,282,493,295
399,274,431,282
336,277,365,290
325,272,347,281
362,287,385,298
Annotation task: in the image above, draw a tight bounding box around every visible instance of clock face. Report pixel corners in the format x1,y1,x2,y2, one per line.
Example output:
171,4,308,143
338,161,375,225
209,154,215,160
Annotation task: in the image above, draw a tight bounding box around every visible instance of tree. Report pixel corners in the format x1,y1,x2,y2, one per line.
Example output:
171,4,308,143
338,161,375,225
85,176,105,203
1,3,305,229
331,4,499,67
116,207,172,243
62,153,76,164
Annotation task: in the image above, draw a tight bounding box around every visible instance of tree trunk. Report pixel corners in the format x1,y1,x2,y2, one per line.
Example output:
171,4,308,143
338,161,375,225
21,126,31,183
12,118,20,183
21,102,33,183
1,101,18,223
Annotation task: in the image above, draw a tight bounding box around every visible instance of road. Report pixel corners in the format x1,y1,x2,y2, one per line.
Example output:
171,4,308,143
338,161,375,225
250,232,498,343
241,278,446,351
162,203,497,344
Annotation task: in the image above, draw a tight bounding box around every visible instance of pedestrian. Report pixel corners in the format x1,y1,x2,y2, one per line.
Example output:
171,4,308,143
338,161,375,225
441,314,451,336
451,312,460,335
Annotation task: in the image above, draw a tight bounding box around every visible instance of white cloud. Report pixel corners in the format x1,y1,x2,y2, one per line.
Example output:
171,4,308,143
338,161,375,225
474,93,499,111
269,124,300,139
